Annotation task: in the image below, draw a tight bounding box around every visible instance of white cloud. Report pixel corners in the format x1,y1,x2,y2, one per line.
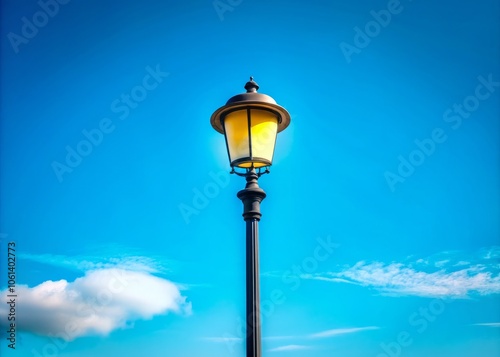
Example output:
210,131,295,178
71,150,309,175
0,268,191,340
309,326,379,338
268,345,312,352
303,247,500,298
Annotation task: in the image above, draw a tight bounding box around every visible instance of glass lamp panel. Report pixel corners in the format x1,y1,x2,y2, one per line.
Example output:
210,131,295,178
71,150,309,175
249,109,278,166
223,109,250,166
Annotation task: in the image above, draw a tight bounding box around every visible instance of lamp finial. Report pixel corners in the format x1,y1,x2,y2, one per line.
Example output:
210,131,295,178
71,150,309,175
244,77,259,93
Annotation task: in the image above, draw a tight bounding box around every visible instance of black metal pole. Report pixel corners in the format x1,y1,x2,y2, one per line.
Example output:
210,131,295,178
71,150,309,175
237,168,266,357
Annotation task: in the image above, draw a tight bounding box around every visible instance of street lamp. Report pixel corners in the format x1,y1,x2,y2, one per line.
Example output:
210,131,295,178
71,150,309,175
210,77,291,357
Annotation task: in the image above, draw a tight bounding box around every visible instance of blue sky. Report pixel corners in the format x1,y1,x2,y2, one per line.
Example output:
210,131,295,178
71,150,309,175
0,0,499,356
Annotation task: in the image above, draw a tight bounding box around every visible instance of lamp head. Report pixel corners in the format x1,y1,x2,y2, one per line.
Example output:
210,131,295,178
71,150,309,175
210,77,291,169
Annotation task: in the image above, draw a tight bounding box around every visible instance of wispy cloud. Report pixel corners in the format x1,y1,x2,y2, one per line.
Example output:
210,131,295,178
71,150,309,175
472,322,500,327
309,326,379,338
226,326,379,353
434,260,450,268
268,345,313,352
264,336,298,341
0,268,191,340
264,325,379,343
301,247,500,298
19,252,173,274
204,336,242,343
482,247,500,260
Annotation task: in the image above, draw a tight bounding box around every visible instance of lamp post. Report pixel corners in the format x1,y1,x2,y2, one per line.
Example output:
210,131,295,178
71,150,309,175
210,77,291,357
